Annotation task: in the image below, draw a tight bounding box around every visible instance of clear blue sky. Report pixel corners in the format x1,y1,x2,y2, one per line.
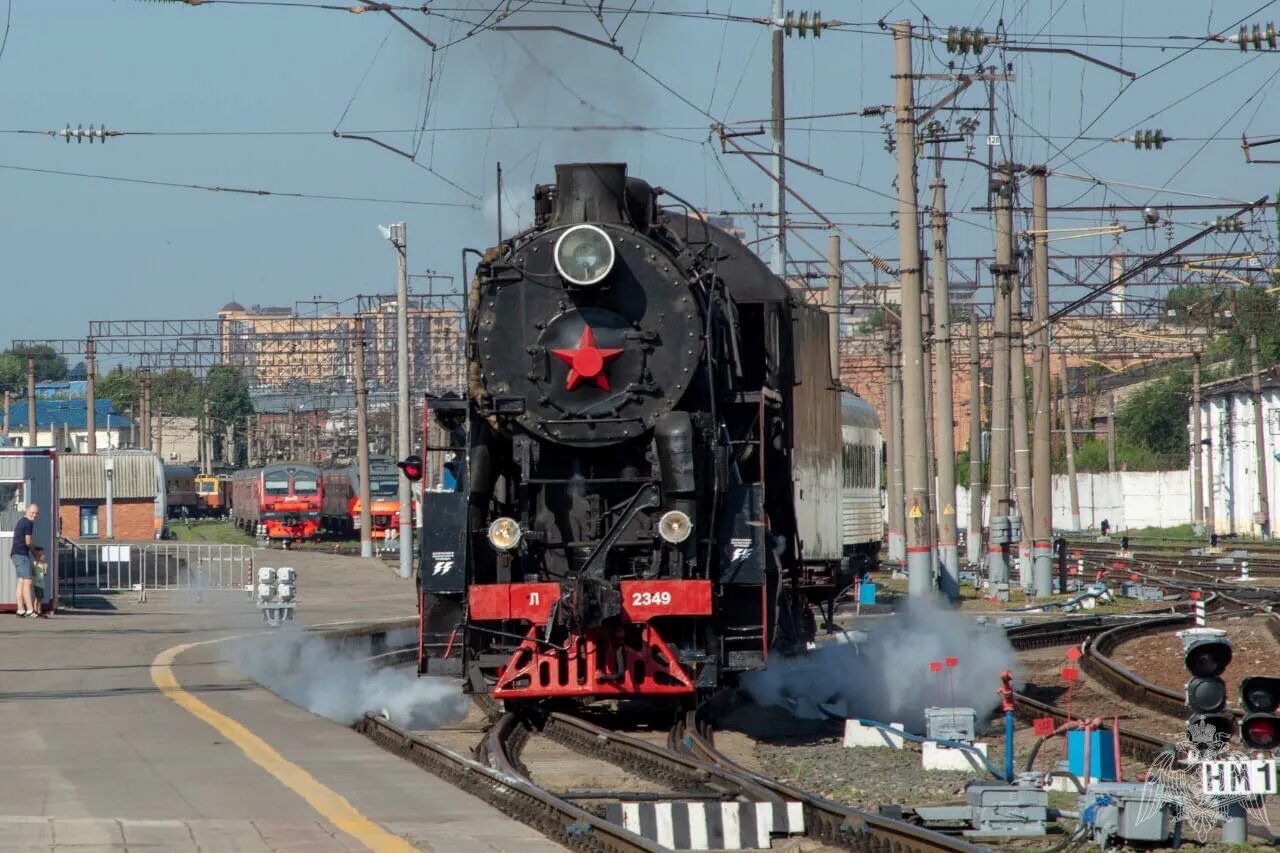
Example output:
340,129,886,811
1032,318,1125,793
4,1,1278,367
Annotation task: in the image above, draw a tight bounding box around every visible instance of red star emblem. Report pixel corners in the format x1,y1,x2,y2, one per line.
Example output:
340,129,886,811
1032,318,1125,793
550,325,623,391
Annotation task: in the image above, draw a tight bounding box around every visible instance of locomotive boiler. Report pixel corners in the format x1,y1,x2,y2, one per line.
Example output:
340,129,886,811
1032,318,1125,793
418,163,880,704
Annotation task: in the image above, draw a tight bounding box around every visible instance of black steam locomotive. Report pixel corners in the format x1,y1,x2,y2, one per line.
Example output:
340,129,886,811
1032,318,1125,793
417,163,880,703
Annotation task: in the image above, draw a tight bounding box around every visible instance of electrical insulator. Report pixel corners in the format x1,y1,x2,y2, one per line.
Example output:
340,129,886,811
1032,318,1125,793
945,26,992,55
56,124,111,144
1235,21,1278,50
1214,216,1244,233
1131,129,1167,150
783,10,824,38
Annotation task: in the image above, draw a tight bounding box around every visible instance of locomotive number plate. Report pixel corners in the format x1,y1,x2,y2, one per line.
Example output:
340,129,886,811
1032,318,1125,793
631,591,673,608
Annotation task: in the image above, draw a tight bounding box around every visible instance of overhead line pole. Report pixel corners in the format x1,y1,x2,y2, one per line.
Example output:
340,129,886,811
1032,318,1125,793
26,357,36,449
987,165,1014,588
1029,167,1054,597
930,173,959,597
86,338,97,454
354,317,374,559
770,0,787,279
1010,270,1033,590
1250,333,1271,539
1060,355,1082,530
389,222,413,579
892,20,933,597
967,314,984,568
886,329,905,565
1191,353,1205,536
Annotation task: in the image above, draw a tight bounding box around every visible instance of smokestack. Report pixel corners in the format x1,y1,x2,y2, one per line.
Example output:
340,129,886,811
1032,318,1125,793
551,163,628,226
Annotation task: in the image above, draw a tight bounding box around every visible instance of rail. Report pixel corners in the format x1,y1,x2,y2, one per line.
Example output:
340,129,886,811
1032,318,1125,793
681,712,984,853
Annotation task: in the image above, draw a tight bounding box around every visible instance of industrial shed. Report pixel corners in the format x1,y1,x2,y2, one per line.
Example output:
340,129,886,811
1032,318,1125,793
59,451,166,541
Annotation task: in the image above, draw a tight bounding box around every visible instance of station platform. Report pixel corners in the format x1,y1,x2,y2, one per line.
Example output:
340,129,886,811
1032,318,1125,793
0,549,565,853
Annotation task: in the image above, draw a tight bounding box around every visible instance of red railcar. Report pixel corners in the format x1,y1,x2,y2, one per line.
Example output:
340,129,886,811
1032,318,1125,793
230,463,323,541
321,456,416,539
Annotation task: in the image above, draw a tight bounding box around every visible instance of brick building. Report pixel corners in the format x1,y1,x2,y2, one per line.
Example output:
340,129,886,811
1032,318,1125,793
58,451,165,541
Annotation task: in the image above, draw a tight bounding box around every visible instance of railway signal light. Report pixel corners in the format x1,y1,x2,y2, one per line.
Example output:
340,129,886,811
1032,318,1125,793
1183,632,1235,746
1240,676,1280,750
397,455,423,482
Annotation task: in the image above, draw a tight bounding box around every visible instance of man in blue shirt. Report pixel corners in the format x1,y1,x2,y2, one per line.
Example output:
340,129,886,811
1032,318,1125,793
11,504,39,617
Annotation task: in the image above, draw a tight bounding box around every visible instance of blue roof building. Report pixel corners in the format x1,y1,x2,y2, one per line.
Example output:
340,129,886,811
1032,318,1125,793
5,400,135,452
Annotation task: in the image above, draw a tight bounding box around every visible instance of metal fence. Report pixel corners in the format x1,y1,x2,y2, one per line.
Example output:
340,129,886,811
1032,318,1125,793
58,541,253,602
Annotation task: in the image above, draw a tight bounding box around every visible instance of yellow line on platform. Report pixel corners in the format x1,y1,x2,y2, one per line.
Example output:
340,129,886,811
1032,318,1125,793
151,639,417,853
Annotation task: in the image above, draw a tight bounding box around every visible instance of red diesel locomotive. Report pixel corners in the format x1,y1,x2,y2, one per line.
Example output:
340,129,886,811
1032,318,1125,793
231,463,323,541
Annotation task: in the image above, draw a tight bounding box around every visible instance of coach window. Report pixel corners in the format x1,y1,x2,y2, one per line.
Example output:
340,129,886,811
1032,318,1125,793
80,505,99,540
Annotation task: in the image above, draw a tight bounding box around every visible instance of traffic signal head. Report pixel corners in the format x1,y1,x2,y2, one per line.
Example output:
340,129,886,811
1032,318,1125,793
1240,676,1280,750
397,455,423,482
1185,637,1232,678
1186,676,1228,713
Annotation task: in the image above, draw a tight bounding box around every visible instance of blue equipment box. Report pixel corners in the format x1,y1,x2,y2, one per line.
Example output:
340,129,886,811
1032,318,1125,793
1066,730,1117,781
859,583,877,605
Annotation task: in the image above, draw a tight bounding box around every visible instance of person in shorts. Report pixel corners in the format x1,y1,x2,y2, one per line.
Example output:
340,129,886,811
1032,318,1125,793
11,503,39,617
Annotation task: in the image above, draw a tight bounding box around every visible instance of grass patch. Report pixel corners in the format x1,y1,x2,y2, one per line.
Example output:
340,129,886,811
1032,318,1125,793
165,520,256,546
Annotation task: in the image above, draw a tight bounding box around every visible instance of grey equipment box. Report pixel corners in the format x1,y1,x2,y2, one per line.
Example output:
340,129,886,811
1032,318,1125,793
967,780,1048,837
1079,782,1171,845
926,707,978,742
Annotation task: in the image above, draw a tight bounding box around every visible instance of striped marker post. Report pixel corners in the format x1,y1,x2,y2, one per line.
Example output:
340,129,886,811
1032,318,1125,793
1240,561,1250,581
1190,590,1205,627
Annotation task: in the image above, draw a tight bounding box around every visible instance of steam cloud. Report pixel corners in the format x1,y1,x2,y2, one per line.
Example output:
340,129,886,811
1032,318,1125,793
233,627,469,729
741,597,1022,733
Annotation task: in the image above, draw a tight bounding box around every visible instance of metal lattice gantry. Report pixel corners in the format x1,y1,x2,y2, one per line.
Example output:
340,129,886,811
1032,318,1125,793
15,291,467,396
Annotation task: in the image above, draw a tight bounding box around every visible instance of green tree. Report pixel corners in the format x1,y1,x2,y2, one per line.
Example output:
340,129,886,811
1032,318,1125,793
1115,370,1192,467
5,345,68,383
152,369,202,417
97,369,140,415
205,366,253,466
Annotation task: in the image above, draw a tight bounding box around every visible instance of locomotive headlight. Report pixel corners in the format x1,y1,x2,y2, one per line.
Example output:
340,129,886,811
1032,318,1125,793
554,224,615,286
657,510,693,544
488,517,522,551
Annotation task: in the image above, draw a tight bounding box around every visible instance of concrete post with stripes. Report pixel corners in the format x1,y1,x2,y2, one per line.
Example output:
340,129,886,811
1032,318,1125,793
1191,591,1205,628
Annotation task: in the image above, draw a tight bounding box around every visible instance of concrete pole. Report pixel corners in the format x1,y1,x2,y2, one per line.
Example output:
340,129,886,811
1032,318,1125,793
202,399,212,475
770,0,786,278
85,338,97,454
921,289,937,549
929,177,959,596
826,234,841,380
967,314,984,566
886,329,905,564
892,20,933,597
139,371,151,451
155,408,163,460
392,223,413,578
987,167,1014,585
1205,400,1216,538
1010,276,1033,589
1107,392,1117,472
354,318,374,559
1060,356,1082,530
1029,167,1054,597
1250,333,1271,538
26,357,37,448
1191,354,1204,536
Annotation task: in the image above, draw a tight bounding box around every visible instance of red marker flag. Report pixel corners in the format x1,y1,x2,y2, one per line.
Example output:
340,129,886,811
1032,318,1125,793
945,657,959,668
929,661,943,672
1033,718,1056,737
1065,647,1082,662
1061,666,1080,682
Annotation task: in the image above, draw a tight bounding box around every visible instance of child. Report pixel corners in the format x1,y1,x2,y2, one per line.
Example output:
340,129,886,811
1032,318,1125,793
31,546,46,617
